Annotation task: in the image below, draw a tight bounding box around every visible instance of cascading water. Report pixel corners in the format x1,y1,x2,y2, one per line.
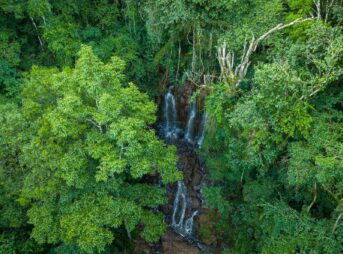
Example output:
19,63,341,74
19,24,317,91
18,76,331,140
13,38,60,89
159,88,210,253
163,92,202,238
171,181,199,236
184,211,199,235
171,181,187,229
164,87,178,139
197,112,208,147
185,99,197,143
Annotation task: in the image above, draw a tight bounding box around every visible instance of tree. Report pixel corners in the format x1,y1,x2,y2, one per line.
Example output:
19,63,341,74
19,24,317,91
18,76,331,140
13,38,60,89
202,19,343,253
1,45,180,253
0,30,20,94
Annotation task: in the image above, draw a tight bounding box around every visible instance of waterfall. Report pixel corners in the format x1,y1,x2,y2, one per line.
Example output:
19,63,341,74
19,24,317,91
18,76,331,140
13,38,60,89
171,181,199,236
164,87,178,138
161,89,206,250
185,100,197,142
184,211,199,235
172,181,187,228
197,112,208,147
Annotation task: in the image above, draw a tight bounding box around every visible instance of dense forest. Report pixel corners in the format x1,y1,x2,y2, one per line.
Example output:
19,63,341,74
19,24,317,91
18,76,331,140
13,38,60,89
0,0,342,253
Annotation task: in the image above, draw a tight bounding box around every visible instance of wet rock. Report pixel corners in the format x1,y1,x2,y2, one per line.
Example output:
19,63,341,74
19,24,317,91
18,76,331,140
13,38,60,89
161,204,173,216
173,82,197,129
192,198,201,210
191,169,203,186
162,230,201,254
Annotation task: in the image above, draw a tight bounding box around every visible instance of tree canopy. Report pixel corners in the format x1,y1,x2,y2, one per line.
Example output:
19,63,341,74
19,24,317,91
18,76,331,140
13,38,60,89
0,0,342,253
0,45,180,253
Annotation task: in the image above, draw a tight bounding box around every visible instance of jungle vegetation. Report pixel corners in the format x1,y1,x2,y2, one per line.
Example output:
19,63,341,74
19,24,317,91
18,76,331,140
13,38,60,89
0,0,342,253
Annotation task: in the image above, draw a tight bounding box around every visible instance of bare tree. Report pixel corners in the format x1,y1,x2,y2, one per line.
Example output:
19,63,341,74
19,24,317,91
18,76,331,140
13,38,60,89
311,0,336,22
313,0,322,20
218,18,313,86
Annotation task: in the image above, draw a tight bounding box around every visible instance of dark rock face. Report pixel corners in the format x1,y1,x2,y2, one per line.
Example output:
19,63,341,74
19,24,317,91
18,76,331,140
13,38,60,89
175,141,204,216
173,82,197,129
172,83,208,136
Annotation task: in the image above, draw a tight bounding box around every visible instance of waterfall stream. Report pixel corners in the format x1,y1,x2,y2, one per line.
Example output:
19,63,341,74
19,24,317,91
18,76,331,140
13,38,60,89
171,181,199,237
160,88,209,253
164,87,178,139
184,211,199,235
185,100,197,143
171,181,187,229
197,112,208,147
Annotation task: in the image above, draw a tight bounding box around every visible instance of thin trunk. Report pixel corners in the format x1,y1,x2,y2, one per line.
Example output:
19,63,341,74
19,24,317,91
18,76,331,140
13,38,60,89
30,16,43,48
176,41,181,80
124,219,132,240
307,182,317,213
332,213,342,234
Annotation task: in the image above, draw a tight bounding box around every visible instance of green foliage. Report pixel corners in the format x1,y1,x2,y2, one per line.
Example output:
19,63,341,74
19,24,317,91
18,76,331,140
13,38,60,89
0,46,180,253
288,115,343,201
258,202,340,254
43,18,81,66
1,0,343,253
143,0,286,86
27,0,51,18
0,31,20,94
202,18,343,253
203,186,231,215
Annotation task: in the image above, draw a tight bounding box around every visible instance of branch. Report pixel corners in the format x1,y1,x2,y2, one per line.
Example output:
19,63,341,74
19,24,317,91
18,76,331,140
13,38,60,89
29,16,43,48
203,74,216,86
257,18,313,43
124,219,132,240
42,15,46,26
300,71,334,100
307,182,317,213
332,212,342,234
312,0,336,23
313,0,322,20
176,41,181,80
86,118,103,133
240,168,245,185
218,17,314,86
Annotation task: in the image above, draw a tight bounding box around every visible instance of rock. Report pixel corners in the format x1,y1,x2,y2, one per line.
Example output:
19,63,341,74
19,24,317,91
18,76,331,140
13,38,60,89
162,230,201,254
192,169,203,186
174,82,197,128
192,198,201,210
161,204,173,216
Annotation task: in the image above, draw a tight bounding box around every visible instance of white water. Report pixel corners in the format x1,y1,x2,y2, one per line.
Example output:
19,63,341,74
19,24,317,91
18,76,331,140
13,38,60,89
172,181,187,228
185,100,197,142
164,87,178,139
162,90,205,248
171,181,199,236
197,112,208,147
184,210,199,235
